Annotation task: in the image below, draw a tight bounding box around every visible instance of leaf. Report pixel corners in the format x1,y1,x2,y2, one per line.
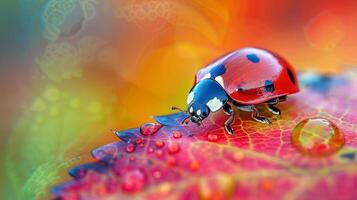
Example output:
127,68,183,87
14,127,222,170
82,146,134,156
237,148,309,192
52,70,357,199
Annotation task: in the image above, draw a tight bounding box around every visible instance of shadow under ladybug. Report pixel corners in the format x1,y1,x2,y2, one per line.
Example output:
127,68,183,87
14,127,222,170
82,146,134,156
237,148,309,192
172,47,299,135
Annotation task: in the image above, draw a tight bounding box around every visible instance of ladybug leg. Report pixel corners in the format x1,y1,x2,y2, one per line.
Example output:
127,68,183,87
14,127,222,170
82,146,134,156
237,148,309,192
266,98,281,116
235,103,271,124
223,103,235,135
252,106,272,124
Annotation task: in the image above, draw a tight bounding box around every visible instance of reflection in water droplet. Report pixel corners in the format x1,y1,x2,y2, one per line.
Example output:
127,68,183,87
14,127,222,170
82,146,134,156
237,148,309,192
126,144,135,153
173,131,182,139
168,143,180,154
292,118,344,157
121,169,146,192
140,123,162,136
207,134,218,142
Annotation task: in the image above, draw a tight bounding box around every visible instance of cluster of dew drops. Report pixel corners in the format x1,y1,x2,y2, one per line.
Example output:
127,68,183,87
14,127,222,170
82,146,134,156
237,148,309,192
109,117,345,193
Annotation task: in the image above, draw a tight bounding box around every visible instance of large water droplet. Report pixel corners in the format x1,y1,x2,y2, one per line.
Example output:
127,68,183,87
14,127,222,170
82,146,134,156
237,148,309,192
140,123,162,136
121,169,146,192
292,118,344,157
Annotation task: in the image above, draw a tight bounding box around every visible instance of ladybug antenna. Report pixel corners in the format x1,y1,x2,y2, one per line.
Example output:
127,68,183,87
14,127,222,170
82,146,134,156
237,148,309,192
171,106,187,113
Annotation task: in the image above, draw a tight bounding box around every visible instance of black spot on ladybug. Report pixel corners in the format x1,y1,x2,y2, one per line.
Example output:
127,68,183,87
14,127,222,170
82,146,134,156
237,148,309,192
237,88,244,92
246,54,260,63
209,64,226,78
264,80,275,92
287,68,296,84
341,152,356,161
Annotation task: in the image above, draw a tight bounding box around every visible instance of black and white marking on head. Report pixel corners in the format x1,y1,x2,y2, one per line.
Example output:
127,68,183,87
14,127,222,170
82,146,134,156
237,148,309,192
286,68,296,84
264,80,275,92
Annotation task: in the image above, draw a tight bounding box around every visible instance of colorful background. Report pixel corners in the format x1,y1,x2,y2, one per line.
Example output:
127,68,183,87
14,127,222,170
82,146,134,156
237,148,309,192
1,0,357,199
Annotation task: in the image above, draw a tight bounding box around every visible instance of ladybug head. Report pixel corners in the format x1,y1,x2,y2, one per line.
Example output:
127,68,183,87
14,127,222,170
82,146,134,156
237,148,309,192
171,103,210,125
187,102,210,125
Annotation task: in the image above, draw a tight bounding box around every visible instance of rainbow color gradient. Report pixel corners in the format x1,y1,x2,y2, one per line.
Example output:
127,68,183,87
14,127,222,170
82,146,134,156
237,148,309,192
1,0,357,199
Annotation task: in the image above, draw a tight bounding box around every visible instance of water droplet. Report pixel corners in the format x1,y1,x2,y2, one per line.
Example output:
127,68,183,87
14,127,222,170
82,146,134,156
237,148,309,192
190,161,200,171
155,140,165,148
136,138,143,144
207,134,218,142
173,131,182,139
121,169,146,192
292,118,344,157
168,143,180,154
126,144,136,153
140,123,162,136
166,156,177,166
148,147,154,153
233,151,244,161
152,170,162,179
260,179,275,191
155,149,164,157
129,156,136,161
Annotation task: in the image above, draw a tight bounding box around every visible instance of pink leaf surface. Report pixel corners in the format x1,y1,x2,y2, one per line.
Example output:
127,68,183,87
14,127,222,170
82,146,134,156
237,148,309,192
53,71,357,200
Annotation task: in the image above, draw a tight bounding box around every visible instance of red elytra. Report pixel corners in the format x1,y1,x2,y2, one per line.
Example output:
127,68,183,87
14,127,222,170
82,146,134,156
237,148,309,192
195,47,299,105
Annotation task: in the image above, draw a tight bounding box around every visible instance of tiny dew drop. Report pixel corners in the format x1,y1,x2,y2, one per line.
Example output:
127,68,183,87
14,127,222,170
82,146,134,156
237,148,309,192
135,138,143,144
155,140,165,148
126,144,135,153
291,117,344,157
168,143,180,154
155,149,164,157
207,134,218,142
166,156,177,166
152,170,162,179
173,131,182,139
121,169,146,193
147,147,154,153
190,161,200,171
140,123,162,136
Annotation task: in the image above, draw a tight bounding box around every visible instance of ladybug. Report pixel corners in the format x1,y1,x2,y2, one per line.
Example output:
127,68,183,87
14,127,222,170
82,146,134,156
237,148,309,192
172,47,299,135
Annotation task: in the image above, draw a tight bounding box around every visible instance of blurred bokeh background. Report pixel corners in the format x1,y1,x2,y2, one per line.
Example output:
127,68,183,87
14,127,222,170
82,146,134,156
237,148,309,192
1,0,357,199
